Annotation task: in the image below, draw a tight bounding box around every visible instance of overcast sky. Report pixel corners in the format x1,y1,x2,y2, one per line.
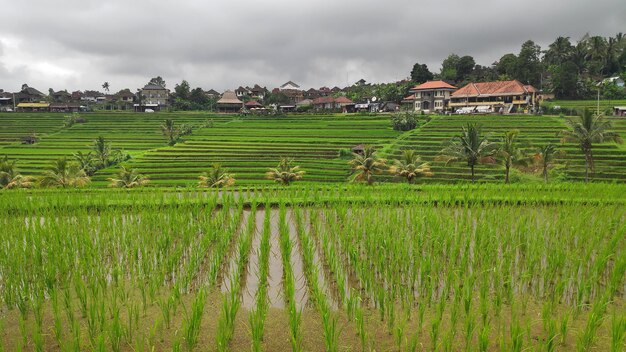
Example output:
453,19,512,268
1,0,624,93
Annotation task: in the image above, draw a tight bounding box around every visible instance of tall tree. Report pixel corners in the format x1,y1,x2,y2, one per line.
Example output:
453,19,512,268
93,136,112,166
389,150,433,184
0,156,35,189
148,76,166,88
550,61,580,99
496,53,518,78
174,80,191,100
438,124,497,183
560,109,622,182
102,82,110,93
440,54,460,81
497,130,529,184
348,145,387,185
534,144,563,183
161,119,179,146
515,40,542,86
456,55,476,82
410,62,434,83
543,36,574,66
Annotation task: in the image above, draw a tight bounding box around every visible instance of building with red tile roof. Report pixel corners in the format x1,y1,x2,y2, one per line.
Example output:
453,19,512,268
409,80,457,113
450,80,537,113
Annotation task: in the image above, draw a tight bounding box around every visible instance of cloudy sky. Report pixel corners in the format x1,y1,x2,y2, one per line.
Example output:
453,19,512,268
1,0,624,93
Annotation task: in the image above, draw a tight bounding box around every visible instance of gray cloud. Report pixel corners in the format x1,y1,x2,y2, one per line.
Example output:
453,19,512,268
0,0,624,92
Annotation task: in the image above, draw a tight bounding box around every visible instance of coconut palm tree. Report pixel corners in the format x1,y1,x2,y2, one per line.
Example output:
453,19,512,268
560,109,622,182
161,119,179,146
107,166,149,188
534,144,564,183
497,130,530,184
389,150,433,184
348,145,387,185
199,164,235,188
74,151,97,176
437,123,497,183
102,82,110,93
266,157,304,185
0,156,35,189
39,158,90,188
93,136,111,167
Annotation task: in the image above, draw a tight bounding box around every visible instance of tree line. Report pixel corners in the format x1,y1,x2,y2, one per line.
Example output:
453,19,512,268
411,33,626,100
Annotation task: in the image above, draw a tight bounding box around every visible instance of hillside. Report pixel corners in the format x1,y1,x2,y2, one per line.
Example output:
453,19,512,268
1,112,625,186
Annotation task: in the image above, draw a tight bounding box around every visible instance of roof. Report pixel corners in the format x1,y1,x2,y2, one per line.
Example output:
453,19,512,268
250,84,267,92
402,95,416,102
296,99,313,106
313,97,335,104
142,84,167,90
217,91,243,105
17,103,49,108
452,80,536,98
205,89,220,95
50,103,81,108
410,80,457,91
334,96,354,104
21,87,44,96
280,81,300,89
245,100,263,107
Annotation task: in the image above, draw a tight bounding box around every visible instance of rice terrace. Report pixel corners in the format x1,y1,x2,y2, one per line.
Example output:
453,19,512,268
0,110,626,351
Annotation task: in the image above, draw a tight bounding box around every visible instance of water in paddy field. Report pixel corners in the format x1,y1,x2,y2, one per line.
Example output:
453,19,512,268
220,210,251,293
241,210,264,309
267,210,285,308
287,210,309,309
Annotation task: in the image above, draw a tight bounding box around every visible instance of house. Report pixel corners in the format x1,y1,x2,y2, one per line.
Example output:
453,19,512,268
81,90,106,103
137,84,169,110
450,80,538,114
216,90,243,113
296,99,313,109
614,106,626,117
115,89,135,103
334,96,355,113
250,84,268,100
51,90,72,103
244,100,263,109
14,84,45,103
304,88,320,99
0,91,13,111
16,102,50,112
331,86,342,93
312,96,354,112
409,80,457,113
205,89,220,98
49,103,82,113
235,86,249,98
280,81,300,90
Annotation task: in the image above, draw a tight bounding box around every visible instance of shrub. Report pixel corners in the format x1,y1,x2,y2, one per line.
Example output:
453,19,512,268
391,112,418,131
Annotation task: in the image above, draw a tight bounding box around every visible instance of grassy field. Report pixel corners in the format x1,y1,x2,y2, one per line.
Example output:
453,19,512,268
542,99,626,114
1,111,626,186
0,184,625,351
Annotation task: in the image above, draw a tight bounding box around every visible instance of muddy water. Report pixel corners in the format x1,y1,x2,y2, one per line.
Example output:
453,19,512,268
220,210,251,293
287,211,309,310
241,210,264,309
267,210,285,308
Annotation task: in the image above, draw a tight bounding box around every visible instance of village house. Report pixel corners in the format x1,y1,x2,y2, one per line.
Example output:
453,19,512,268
136,84,170,111
216,90,243,113
278,81,304,103
13,84,45,103
250,84,268,100
450,80,538,113
235,86,249,98
205,89,220,98
312,96,355,112
409,80,457,113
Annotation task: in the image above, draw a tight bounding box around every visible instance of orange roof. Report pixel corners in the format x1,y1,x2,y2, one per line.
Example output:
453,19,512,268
410,80,457,91
452,80,536,97
334,96,354,104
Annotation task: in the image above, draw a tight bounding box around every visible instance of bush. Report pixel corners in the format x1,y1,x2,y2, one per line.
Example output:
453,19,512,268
391,112,418,131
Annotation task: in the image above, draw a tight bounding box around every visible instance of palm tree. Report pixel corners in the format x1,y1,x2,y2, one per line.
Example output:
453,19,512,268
560,109,622,182
437,123,497,183
74,151,97,176
107,166,149,188
534,144,563,183
389,150,433,184
199,164,235,188
497,130,530,184
348,145,387,185
93,136,111,167
161,119,179,146
266,157,305,185
39,158,90,188
102,82,110,93
0,156,35,189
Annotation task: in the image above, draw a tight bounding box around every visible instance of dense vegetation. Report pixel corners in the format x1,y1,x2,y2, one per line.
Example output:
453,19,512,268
0,185,625,351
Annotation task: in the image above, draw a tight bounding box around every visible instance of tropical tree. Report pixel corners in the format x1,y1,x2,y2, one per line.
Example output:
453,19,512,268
102,82,110,93
534,144,563,183
389,150,433,184
93,136,111,166
74,151,97,176
437,123,497,183
0,156,35,189
198,164,235,188
107,166,149,188
266,157,305,185
39,158,90,188
560,109,622,182
348,145,387,185
497,130,530,184
161,119,179,146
